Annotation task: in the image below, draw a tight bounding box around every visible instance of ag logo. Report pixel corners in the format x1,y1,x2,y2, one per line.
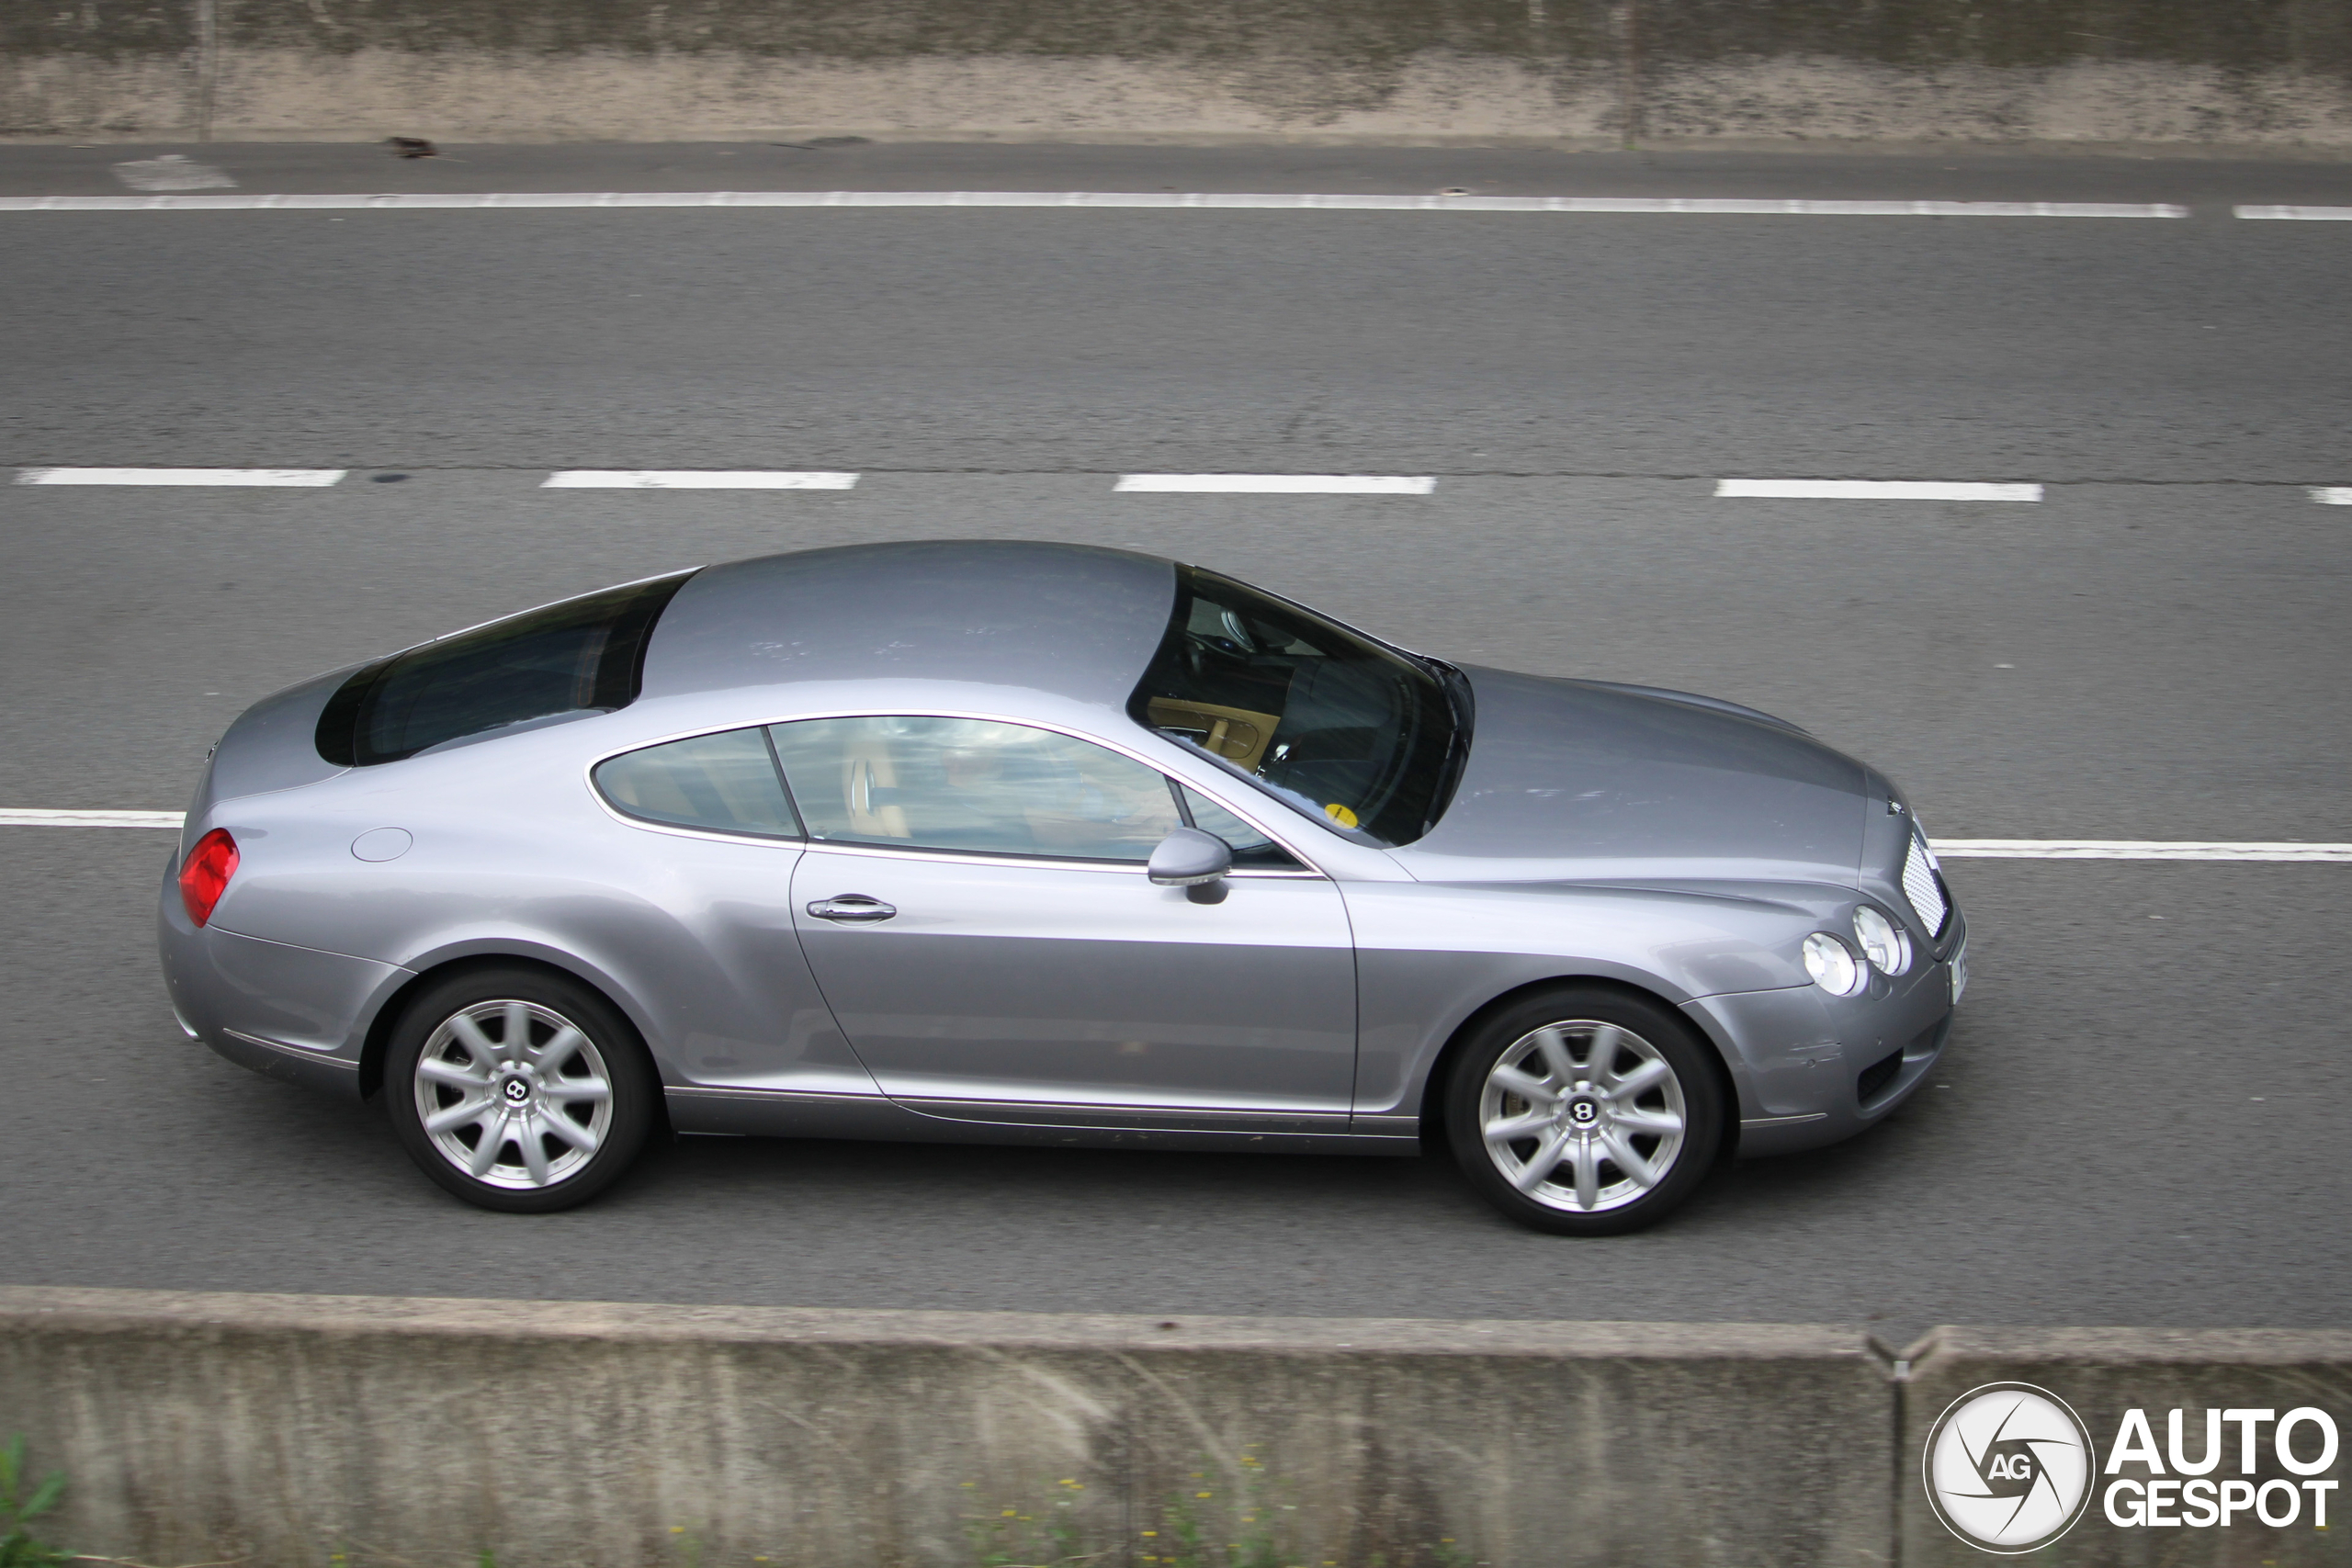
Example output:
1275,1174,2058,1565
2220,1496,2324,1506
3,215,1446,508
1924,1382,2095,1553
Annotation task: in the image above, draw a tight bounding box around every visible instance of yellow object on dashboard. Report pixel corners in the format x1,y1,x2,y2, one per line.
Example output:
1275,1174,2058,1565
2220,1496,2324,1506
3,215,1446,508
1325,803,1360,829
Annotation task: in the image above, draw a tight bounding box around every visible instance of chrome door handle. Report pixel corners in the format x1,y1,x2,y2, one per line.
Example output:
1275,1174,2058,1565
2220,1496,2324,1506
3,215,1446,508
807,895,897,923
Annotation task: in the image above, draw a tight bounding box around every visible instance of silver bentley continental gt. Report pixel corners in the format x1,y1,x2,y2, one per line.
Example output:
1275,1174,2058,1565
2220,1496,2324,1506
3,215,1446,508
159,541,1962,1233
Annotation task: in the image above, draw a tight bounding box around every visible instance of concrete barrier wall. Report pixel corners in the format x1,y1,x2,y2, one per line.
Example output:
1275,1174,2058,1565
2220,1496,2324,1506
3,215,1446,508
1902,1325,2352,1568
2,1288,2347,1568
6,1,2352,151
0,1288,1894,1568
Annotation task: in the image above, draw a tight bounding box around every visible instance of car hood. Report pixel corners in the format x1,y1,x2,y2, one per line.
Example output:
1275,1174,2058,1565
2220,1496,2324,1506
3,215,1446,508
1387,667,1869,887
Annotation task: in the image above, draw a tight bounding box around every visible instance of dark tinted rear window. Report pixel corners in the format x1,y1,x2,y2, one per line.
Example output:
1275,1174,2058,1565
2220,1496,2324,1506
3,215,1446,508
318,572,695,766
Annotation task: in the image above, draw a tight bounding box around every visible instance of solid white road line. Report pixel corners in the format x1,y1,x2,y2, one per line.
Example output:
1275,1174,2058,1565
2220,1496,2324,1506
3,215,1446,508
542,470,859,489
2311,488,2352,504
15,468,346,486
1714,479,2043,502
0,192,2192,218
1116,474,1436,494
2233,206,2352,220
1936,840,2352,862
4,809,2343,863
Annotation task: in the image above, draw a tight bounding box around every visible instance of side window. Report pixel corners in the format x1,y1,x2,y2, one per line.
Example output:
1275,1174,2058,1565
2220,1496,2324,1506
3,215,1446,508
769,716,1181,863
594,728,800,839
1177,784,1306,872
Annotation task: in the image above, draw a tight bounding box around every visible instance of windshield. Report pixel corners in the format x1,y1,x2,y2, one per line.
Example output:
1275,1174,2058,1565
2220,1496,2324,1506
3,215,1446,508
1126,566,1467,846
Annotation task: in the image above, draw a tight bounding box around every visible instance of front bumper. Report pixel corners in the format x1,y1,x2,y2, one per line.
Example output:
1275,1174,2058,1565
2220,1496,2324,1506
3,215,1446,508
1683,912,1964,1158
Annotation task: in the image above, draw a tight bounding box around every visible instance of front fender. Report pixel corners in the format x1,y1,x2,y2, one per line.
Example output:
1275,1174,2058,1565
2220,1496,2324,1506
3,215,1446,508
1343,879,1839,1121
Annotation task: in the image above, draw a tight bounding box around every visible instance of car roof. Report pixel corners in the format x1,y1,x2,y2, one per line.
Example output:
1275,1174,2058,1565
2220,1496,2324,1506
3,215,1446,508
639,540,1179,707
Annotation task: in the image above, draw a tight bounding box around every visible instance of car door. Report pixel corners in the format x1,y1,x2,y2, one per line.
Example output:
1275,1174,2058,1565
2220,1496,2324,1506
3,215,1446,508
771,714,1356,1129
587,725,879,1101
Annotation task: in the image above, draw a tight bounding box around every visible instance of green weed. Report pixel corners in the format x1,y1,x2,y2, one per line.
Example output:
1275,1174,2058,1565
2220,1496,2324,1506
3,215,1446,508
964,1477,1102,1568
0,1436,68,1568
1135,1451,1309,1568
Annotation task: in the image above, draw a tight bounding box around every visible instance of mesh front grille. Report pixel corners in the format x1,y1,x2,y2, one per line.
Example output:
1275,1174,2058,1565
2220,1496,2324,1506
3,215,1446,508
1903,834,1950,938
1857,1048,1905,1105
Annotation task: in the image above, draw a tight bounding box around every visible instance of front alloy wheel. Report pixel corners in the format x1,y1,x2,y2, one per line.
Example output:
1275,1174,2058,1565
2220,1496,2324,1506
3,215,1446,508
1446,989,1724,1235
387,968,655,1213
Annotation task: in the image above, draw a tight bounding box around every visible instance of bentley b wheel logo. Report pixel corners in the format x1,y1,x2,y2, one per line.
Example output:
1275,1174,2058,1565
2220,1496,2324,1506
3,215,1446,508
1924,1382,2095,1553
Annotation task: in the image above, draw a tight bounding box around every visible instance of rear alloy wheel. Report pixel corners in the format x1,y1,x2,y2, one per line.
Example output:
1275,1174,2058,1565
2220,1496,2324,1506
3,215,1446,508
1444,988,1724,1235
386,968,655,1213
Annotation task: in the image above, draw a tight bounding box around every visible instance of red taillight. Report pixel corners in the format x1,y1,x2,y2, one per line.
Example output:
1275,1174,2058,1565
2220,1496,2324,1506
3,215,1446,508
178,829,239,927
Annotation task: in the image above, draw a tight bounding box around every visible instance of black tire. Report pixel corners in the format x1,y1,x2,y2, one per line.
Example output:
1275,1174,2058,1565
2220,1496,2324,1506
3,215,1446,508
1442,986,1725,1235
385,965,657,1213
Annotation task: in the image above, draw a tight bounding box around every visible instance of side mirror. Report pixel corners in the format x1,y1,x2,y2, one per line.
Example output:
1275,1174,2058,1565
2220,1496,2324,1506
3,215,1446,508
1148,826,1233,887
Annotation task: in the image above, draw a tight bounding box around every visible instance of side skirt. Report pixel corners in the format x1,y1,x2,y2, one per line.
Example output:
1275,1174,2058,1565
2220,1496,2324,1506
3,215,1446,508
667,1086,1419,1156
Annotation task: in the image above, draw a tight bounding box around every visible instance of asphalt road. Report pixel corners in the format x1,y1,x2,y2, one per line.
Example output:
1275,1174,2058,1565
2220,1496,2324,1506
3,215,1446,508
6,145,2352,484
0,144,2345,1337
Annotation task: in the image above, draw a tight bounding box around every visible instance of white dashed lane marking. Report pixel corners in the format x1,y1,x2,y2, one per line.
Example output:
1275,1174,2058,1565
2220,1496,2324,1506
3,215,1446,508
14,468,347,486
2234,206,2352,220
542,470,859,489
109,155,235,193
4,809,2344,861
1115,475,1436,494
1935,840,2352,862
0,191,2192,218
1714,479,2044,502
7,470,2338,502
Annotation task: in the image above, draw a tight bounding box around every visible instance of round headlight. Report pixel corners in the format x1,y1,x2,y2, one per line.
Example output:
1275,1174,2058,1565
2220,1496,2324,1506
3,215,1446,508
1852,905,1911,976
1803,931,1866,997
